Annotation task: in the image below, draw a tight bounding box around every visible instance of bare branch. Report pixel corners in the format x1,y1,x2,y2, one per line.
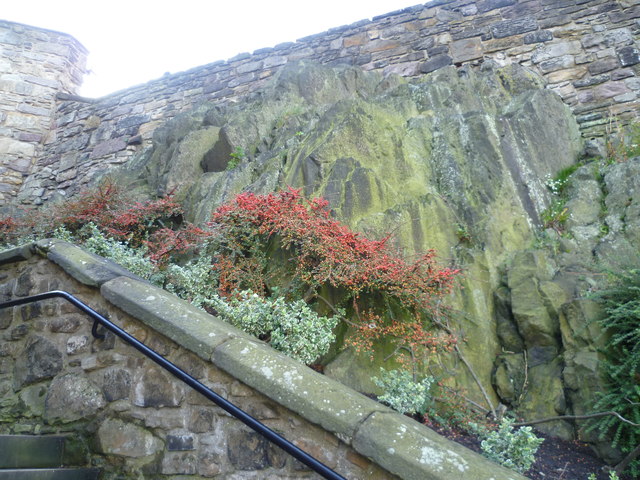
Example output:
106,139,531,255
513,411,640,428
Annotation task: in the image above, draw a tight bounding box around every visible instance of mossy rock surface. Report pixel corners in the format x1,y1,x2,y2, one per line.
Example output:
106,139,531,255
96,62,640,444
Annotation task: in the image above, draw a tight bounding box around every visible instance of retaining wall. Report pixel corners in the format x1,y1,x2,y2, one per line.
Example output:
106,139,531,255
0,241,526,479
1,0,639,206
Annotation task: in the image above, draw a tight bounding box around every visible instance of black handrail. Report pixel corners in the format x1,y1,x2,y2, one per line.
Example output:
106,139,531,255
0,291,346,480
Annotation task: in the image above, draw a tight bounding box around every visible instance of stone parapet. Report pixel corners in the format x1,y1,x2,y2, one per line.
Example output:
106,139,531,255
0,241,528,479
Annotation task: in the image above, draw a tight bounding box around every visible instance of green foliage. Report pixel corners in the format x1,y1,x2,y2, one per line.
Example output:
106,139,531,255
164,251,219,307
606,119,640,163
205,291,340,364
227,147,245,170
54,224,165,285
541,164,581,233
541,199,569,233
588,472,619,480
544,164,579,196
588,266,640,477
479,418,543,474
372,368,434,415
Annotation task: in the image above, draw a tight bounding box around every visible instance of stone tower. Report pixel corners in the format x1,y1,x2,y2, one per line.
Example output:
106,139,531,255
0,20,87,206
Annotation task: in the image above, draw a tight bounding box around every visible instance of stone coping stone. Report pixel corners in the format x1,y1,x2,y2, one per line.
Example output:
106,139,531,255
101,276,253,360
0,244,33,266
213,337,392,442
36,239,148,287
353,412,529,480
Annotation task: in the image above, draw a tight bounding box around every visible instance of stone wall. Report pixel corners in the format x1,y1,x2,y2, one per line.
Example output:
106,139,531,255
0,241,526,480
0,20,87,205
2,0,640,206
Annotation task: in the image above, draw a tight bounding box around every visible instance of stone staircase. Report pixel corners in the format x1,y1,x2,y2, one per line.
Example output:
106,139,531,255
0,435,99,479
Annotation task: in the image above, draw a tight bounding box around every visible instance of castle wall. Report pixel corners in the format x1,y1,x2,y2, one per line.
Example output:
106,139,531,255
1,0,639,206
0,20,87,205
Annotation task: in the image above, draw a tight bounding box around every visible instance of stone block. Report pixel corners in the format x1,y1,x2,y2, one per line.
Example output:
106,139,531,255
42,239,145,287
96,418,163,457
213,337,389,441
539,54,575,73
17,132,43,142
361,38,402,54
16,103,49,116
582,28,633,50
617,45,640,67
66,334,89,355
573,74,610,88
188,406,216,432
102,367,131,402
611,68,634,80
614,91,636,102
353,412,528,480
538,14,573,29
132,364,185,408
13,335,62,387
524,30,554,44
547,66,588,84
490,17,538,39
5,112,40,130
101,276,250,359
227,430,269,470
0,244,33,266
450,38,483,63
588,56,621,75
161,451,197,474
167,434,195,451
419,54,452,73
89,138,127,159
44,373,106,422
236,60,263,75
263,55,288,68
531,40,582,63
55,168,76,183
608,5,640,23
593,80,629,100
477,0,517,14
382,61,422,77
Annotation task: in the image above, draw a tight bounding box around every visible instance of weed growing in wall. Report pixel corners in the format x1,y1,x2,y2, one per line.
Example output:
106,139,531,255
605,119,640,164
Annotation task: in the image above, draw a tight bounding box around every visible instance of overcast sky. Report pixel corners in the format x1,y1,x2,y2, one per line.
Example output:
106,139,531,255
2,0,420,97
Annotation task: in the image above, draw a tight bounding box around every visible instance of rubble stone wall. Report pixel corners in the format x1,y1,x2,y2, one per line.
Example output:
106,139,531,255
1,0,639,205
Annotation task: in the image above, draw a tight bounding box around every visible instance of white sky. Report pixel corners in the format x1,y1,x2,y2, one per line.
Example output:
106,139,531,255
2,0,420,98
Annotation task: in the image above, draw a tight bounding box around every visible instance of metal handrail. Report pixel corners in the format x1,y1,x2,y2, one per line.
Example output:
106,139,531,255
0,291,346,480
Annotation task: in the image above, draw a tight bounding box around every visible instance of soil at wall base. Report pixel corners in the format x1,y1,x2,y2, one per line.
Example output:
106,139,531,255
427,422,633,480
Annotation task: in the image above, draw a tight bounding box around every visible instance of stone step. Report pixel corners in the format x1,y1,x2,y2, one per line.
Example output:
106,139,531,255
0,435,66,469
0,468,100,480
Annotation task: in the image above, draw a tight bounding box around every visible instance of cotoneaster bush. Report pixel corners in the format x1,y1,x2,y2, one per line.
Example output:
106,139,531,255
1,183,462,396
209,188,460,315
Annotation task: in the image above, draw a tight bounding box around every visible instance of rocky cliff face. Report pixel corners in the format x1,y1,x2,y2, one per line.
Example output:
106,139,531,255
103,61,638,453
